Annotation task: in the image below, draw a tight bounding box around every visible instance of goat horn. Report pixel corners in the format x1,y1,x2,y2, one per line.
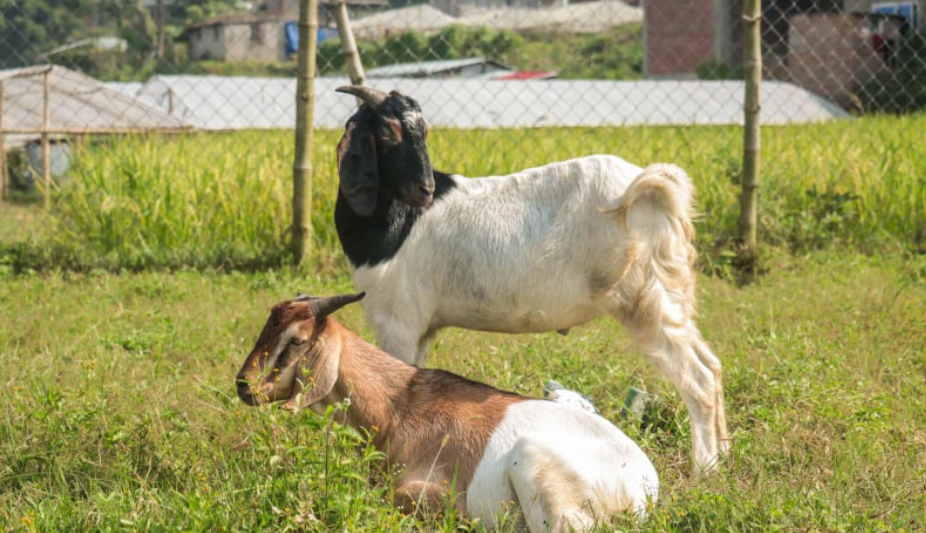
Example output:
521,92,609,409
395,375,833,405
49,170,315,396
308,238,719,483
336,85,388,109
309,292,366,320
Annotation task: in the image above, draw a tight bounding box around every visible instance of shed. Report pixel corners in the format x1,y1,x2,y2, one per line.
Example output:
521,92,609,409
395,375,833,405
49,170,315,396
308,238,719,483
0,65,190,196
185,14,288,62
0,65,190,145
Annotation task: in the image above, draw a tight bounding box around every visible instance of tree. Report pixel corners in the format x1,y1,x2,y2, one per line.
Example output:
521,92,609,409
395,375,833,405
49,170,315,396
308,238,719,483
0,0,86,67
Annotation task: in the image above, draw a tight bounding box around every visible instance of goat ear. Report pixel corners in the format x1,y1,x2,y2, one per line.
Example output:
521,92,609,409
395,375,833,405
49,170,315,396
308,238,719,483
337,111,379,217
282,329,342,411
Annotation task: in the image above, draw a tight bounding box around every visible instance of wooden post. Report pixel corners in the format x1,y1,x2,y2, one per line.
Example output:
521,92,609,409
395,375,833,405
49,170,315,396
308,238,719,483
332,0,366,87
156,0,166,60
167,87,175,115
42,69,51,209
292,0,318,266
740,0,762,251
0,80,7,204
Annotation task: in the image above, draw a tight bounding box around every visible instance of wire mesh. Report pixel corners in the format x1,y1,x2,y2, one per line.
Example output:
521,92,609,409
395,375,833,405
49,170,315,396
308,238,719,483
0,0,923,170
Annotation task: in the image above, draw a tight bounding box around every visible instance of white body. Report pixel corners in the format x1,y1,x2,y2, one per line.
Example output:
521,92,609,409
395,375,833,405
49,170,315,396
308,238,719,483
350,154,729,470
354,155,641,346
468,400,659,531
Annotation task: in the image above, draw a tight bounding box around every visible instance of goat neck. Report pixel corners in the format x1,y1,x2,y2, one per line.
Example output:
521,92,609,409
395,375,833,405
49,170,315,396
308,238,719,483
335,170,457,268
317,321,416,442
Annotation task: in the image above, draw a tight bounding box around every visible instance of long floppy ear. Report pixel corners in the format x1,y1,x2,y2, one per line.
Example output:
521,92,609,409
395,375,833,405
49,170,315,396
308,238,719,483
281,323,342,411
337,109,379,217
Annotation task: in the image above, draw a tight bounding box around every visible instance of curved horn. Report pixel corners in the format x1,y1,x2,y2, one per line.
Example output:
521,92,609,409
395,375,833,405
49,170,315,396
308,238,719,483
336,85,388,109
308,292,366,320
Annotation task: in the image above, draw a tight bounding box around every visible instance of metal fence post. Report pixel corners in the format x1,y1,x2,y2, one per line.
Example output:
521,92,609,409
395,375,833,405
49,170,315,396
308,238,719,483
740,0,762,251
292,0,318,266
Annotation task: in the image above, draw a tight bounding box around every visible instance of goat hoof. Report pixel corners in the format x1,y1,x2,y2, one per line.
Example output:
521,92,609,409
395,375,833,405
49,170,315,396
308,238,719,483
720,438,733,455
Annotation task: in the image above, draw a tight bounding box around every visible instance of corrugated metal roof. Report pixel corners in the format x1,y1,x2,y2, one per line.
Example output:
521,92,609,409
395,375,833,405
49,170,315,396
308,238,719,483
348,0,642,38
128,75,849,131
366,58,511,78
460,1,642,32
0,65,191,133
351,4,458,38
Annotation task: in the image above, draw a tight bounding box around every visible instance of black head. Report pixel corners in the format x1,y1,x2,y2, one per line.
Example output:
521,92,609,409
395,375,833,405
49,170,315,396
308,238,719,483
335,86,435,217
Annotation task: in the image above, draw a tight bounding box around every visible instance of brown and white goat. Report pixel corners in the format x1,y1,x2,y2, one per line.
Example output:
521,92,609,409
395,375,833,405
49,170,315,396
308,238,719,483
236,293,659,532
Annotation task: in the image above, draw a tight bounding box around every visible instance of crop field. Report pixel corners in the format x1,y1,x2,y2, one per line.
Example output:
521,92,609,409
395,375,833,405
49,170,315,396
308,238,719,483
4,113,924,272
1,115,925,531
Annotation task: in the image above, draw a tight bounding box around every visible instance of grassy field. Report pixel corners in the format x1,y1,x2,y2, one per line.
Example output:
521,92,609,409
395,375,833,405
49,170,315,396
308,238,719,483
1,115,925,531
0,252,924,531
5,113,923,273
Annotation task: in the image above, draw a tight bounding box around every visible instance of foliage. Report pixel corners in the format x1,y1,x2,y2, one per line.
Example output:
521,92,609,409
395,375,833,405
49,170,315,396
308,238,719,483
169,0,241,25
318,25,526,75
863,30,926,114
696,61,745,80
0,0,85,66
0,0,243,76
0,253,923,529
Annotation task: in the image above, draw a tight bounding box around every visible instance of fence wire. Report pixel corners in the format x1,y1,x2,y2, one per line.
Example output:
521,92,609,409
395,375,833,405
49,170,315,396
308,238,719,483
0,0,924,183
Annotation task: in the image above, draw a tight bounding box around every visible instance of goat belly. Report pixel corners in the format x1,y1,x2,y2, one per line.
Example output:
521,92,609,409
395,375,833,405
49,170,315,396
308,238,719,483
465,401,658,528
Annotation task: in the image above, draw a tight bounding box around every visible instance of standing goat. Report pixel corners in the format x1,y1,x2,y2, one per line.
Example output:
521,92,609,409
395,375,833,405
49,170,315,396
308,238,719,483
235,293,659,532
333,86,729,472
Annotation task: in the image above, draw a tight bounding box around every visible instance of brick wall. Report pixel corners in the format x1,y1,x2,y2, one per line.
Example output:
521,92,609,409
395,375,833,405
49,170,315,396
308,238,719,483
787,13,889,108
645,0,718,77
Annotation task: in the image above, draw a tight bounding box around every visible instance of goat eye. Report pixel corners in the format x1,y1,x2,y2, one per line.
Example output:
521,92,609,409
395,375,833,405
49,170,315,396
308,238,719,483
290,338,306,346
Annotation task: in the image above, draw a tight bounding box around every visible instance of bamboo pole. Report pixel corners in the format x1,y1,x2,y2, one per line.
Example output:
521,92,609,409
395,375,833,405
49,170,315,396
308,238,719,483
42,69,51,209
331,0,366,87
292,0,318,266
156,0,166,60
0,80,7,205
740,0,762,251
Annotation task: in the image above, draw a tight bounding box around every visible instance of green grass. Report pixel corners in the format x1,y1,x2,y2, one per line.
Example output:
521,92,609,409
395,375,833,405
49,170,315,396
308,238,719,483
6,113,924,273
0,252,924,530
1,116,924,530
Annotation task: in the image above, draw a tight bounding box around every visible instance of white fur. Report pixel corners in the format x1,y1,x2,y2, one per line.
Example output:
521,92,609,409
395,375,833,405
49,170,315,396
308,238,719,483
349,154,729,471
545,387,598,414
467,400,658,532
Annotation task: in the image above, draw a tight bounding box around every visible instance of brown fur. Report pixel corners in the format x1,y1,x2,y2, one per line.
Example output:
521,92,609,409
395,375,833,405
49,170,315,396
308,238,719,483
236,300,526,513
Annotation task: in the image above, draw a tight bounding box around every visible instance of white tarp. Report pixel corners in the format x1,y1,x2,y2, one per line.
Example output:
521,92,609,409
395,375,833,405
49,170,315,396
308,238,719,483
126,74,849,131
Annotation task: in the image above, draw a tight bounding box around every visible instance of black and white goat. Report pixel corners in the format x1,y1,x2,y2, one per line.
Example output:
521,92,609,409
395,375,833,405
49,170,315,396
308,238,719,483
333,86,729,471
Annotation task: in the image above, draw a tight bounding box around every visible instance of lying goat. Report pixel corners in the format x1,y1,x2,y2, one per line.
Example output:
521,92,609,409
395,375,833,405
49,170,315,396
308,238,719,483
333,86,729,472
236,293,659,532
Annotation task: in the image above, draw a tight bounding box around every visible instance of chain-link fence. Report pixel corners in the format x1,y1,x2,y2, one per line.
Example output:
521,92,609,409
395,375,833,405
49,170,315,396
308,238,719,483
0,0,924,196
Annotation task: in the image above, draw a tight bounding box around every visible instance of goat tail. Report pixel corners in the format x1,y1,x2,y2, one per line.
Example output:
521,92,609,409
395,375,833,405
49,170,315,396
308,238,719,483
604,164,698,315
611,163,695,241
